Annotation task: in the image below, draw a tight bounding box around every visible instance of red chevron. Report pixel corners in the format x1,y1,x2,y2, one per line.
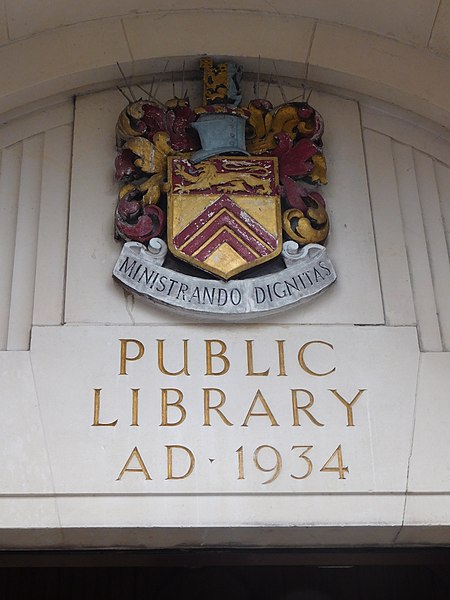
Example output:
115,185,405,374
181,211,271,258
173,195,277,262
195,229,259,262
173,195,277,248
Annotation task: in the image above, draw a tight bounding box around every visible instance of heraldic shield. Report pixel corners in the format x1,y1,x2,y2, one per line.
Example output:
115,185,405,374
168,156,282,280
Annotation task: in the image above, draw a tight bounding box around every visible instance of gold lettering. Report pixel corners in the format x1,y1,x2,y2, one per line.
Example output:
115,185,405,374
329,388,366,426
203,388,233,426
298,340,335,377
253,445,282,484
246,340,270,376
92,389,118,427
161,388,186,426
276,340,287,376
205,339,230,375
236,446,245,479
116,446,151,480
291,389,324,427
291,445,313,479
166,445,195,480
131,388,139,426
157,339,190,375
320,444,349,479
242,390,279,426
119,338,144,375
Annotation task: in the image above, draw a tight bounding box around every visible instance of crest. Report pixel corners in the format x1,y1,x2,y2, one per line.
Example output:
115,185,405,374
168,156,281,279
112,58,336,318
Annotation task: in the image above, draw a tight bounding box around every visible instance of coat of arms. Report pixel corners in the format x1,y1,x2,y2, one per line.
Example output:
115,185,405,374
168,156,281,280
113,58,335,317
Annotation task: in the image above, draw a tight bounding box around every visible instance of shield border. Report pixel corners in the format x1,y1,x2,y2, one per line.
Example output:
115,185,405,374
167,156,282,280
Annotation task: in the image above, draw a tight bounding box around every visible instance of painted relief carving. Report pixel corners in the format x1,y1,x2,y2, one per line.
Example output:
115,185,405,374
113,58,336,316
168,157,281,280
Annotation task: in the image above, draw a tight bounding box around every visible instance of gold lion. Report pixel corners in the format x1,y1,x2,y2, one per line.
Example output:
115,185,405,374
174,161,273,195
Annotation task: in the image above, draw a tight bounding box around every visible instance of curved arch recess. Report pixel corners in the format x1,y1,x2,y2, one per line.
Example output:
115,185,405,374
0,12,448,129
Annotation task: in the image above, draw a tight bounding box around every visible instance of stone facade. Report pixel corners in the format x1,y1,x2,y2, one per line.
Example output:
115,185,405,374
0,2,449,550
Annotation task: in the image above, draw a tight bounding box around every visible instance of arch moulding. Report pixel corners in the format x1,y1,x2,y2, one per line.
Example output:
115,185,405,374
0,11,448,130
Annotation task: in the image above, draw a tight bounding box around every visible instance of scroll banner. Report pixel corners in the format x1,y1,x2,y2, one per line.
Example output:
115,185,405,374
113,241,336,318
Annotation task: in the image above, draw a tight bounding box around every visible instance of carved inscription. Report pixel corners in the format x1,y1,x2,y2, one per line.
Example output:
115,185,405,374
91,337,367,485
